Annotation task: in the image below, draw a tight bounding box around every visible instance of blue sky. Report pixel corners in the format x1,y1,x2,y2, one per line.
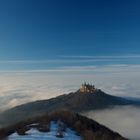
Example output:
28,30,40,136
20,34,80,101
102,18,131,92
0,0,140,71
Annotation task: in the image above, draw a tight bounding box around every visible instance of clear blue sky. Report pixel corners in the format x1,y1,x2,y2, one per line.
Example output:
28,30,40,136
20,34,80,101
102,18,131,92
0,0,140,70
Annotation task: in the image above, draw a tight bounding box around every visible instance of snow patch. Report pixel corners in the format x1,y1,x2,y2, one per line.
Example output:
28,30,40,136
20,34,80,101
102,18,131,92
9,122,81,140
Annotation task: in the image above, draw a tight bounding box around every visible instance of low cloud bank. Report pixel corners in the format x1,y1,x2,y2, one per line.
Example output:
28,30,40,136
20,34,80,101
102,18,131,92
0,69,140,111
83,106,140,140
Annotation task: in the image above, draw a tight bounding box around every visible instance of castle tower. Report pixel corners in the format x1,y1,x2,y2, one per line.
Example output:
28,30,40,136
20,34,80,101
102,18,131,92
79,83,96,93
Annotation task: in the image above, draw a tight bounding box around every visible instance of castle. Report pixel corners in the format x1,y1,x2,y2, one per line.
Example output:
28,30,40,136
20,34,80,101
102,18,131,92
79,83,96,93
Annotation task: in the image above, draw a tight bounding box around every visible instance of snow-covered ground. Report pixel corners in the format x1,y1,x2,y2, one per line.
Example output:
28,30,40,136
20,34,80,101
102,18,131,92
8,122,81,140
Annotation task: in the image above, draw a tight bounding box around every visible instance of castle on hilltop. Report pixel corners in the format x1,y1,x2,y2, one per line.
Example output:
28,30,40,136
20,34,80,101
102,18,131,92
79,83,97,93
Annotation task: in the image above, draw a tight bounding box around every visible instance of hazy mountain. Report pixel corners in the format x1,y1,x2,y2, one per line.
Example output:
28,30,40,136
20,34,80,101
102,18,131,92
0,84,139,127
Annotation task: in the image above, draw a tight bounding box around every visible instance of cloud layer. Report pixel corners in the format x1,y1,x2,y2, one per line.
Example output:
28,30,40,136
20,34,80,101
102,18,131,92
0,54,140,71
83,106,140,140
0,64,140,111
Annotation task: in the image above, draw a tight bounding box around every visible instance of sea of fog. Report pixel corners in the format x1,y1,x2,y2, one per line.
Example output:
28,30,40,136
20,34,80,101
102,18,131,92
83,106,140,140
0,70,140,111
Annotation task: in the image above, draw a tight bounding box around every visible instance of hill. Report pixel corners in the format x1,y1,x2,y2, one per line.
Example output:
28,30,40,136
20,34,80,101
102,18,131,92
0,110,128,140
0,84,138,127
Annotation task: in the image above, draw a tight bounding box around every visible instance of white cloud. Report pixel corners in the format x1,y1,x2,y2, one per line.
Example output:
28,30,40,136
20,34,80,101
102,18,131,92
0,54,140,65
0,58,130,65
61,54,140,59
83,106,140,140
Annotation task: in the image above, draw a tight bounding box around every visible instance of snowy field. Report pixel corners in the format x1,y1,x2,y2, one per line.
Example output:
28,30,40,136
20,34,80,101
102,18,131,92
8,122,81,140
